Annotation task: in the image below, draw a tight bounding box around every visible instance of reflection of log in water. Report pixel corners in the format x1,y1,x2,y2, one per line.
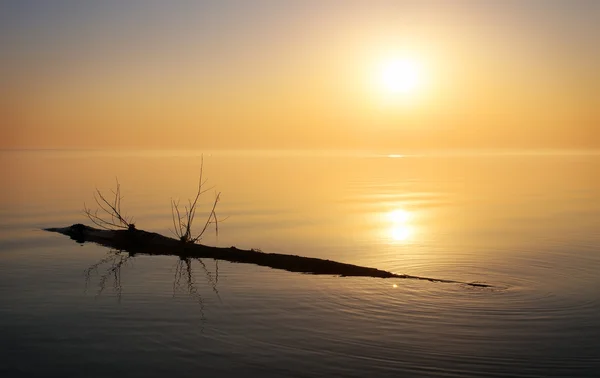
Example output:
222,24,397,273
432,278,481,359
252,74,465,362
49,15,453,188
46,224,491,288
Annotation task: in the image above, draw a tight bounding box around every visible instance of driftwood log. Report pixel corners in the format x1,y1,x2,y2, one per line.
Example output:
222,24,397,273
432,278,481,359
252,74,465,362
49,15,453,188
45,224,491,288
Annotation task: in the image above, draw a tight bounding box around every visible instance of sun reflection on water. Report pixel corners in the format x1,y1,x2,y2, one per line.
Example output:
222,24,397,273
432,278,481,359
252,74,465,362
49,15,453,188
390,224,413,241
387,208,414,243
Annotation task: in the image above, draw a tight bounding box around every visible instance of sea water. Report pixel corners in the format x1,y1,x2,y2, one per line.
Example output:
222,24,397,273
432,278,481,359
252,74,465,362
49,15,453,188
1,149,599,377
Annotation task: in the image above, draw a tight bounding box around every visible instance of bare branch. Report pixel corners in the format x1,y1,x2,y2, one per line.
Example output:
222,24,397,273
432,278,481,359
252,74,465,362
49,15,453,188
83,179,136,230
191,192,221,243
170,156,225,244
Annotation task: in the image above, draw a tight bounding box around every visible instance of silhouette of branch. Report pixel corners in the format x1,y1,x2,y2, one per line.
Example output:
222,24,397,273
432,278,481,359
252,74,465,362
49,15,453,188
84,179,135,230
170,156,225,243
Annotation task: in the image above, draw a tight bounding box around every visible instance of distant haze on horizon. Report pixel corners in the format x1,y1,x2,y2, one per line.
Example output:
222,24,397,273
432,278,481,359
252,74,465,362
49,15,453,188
1,0,599,151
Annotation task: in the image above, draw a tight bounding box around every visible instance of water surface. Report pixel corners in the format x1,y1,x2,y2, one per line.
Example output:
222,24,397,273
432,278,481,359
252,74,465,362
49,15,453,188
1,150,599,377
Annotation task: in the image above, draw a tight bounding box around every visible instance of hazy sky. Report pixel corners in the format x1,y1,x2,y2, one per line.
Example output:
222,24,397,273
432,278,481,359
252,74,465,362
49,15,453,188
1,0,599,150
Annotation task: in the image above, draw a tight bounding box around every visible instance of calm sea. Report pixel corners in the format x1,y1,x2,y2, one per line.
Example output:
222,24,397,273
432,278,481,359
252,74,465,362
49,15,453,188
1,149,599,377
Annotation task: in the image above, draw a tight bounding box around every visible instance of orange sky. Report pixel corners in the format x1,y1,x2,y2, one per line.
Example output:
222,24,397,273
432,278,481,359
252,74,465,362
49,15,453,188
1,1,599,150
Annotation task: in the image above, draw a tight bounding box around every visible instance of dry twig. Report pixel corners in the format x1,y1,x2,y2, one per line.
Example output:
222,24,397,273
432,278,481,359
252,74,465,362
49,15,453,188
84,179,135,230
170,157,223,243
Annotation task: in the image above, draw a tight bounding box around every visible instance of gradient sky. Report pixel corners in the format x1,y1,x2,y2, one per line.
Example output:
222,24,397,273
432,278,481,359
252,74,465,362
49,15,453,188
1,0,599,150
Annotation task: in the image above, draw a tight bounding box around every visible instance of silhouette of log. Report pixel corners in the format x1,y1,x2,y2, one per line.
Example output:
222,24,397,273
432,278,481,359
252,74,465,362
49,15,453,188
45,224,491,287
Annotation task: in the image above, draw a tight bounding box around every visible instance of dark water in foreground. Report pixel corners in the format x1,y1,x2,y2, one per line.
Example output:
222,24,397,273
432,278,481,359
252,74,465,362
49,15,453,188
1,150,599,377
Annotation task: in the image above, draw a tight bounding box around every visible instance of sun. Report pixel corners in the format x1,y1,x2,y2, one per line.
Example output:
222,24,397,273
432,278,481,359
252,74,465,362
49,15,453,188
379,57,422,95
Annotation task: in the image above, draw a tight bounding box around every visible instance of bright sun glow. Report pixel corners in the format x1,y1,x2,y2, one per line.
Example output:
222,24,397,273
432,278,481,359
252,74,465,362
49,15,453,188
387,208,413,242
379,58,422,95
390,225,412,241
389,209,411,223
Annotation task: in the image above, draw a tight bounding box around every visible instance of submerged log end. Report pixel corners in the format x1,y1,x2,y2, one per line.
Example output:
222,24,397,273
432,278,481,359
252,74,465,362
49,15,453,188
45,223,89,243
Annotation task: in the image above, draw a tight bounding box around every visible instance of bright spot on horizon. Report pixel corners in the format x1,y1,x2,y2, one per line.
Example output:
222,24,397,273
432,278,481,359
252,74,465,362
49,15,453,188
392,284,398,288
379,57,422,95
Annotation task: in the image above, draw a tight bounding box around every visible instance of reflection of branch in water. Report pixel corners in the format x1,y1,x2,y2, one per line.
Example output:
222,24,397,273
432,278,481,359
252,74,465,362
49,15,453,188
173,257,206,325
84,249,131,301
173,258,184,295
98,252,130,302
84,251,119,293
195,258,221,302
84,251,221,325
